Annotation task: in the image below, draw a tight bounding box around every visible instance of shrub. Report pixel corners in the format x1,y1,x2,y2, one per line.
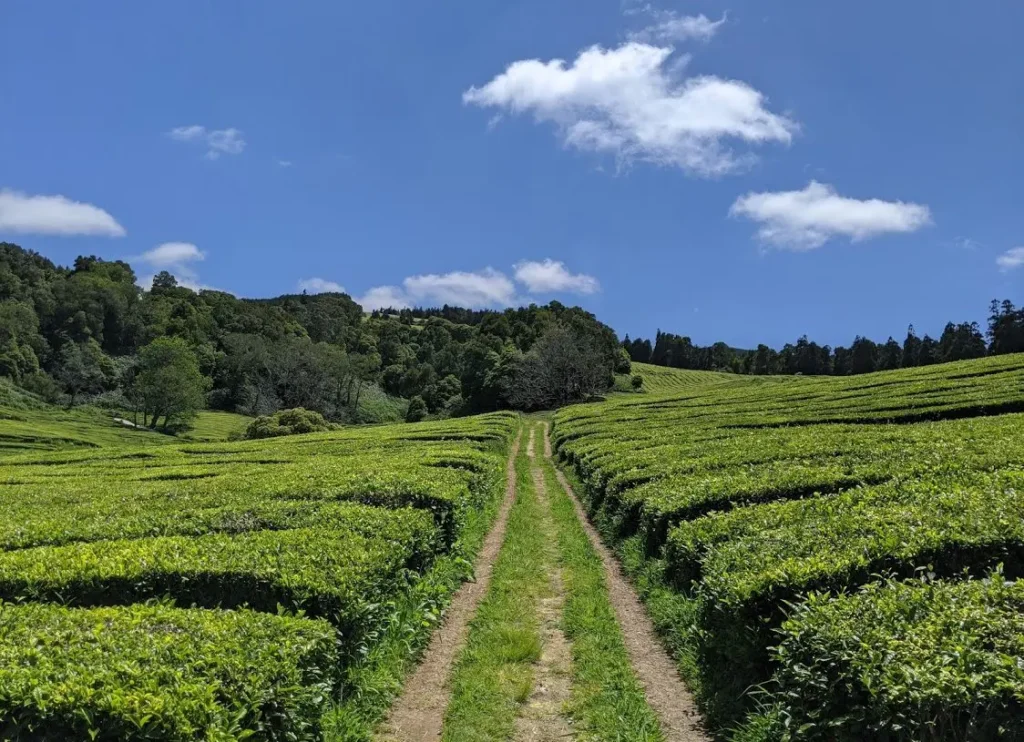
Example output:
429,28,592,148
245,407,332,439
405,395,428,422
0,602,338,741
770,573,1024,740
630,374,644,391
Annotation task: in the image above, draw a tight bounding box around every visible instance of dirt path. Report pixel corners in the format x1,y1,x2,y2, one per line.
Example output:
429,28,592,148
543,423,709,742
516,425,574,742
378,428,523,742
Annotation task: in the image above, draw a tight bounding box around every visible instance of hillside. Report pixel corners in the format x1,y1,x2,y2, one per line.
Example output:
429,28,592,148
553,351,1024,737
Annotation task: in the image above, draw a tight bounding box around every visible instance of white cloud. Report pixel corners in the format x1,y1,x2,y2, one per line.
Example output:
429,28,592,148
277,159,293,168
0,189,125,236
169,125,246,159
359,268,517,310
997,247,1024,272
137,242,214,291
514,259,600,294
629,11,726,43
729,181,933,250
141,242,204,267
298,277,345,294
357,285,411,311
405,268,517,307
463,42,796,176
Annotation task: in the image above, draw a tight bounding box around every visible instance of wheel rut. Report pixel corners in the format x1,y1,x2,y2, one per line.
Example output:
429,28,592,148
543,423,709,742
516,425,574,742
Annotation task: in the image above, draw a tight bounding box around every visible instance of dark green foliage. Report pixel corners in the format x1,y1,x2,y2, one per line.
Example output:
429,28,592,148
245,407,333,439
1,242,618,418
0,602,338,741
631,374,644,390
632,299,1015,377
134,337,209,430
405,395,428,422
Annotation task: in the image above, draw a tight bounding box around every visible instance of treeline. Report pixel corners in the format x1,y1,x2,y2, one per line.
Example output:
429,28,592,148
0,242,622,428
624,299,1024,376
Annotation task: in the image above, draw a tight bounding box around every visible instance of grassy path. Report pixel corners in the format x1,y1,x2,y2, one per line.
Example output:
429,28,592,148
382,419,706,742
441,425,552,741
542,424,709,742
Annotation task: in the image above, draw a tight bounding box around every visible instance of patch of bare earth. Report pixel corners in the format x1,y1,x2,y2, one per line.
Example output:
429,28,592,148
516,425,574,742
544,423,709,742
377,428,523,742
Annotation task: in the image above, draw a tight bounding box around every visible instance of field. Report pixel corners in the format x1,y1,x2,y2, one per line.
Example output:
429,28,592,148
553,353,1024,739
3,353,1023,740
0,409,518,740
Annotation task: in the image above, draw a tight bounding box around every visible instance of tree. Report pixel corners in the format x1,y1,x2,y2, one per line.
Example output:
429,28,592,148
135,337,208,430
877,337,903,371
849,336,878,375
631,374,644,391
405,396,428,422
57,340,108,406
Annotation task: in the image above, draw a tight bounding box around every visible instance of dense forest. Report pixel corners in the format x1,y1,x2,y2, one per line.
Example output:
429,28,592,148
0,242,624,429
624,299,1024,376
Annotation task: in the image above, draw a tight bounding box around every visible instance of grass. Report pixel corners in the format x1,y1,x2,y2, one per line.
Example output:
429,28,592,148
183,410,251,441
441,428,547,742
539,427,664,742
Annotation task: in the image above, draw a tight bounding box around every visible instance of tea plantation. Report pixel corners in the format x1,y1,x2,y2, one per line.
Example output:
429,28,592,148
553,352,1024,740
0,409,518,740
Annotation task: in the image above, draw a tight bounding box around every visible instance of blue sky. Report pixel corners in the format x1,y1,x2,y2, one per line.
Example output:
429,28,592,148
1,0,1021,348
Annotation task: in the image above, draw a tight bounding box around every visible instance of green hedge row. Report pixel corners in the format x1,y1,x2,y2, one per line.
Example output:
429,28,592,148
0,513,437,661
0,602,337,741
767,573,1024,741
662,470,1024,709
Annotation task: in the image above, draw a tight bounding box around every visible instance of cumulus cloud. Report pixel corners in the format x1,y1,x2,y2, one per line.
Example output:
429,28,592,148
0,189,125,236
729,181,933,250
357,285,413,311
463,42,796,176
997,247,1024,273
514,259,599,294
629,10,726,43
141,242,204,267
137,242,214,291
357,260,602,311
298,277,345,294
169,125,246,159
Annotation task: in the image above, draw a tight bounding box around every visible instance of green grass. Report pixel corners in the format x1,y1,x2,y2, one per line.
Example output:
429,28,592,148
183,410,251,441
624,363,735,394
442,429,547,742
539,429,663,742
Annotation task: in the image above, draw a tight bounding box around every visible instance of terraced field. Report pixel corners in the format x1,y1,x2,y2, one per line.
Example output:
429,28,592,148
553,353,1024,739
0,412,518,740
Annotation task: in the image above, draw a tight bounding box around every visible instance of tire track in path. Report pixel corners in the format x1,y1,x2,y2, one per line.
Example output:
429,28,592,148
378,427,523,742
516,424,574,742
543,423,709,742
